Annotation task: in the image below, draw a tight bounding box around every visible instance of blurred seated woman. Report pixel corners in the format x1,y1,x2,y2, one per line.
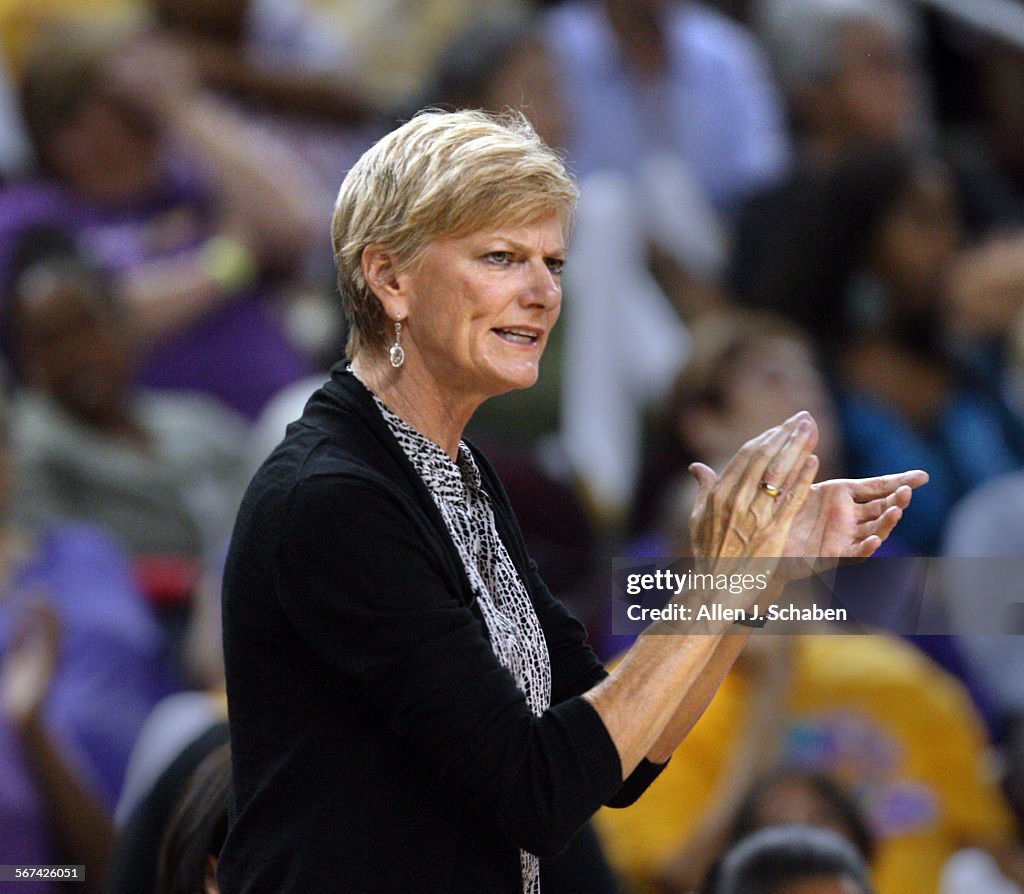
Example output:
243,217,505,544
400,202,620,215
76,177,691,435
653,639,875,891
0,23,319,418
4,229,248,561
732,148,1024,552
629,309,842,557
0,384,171,894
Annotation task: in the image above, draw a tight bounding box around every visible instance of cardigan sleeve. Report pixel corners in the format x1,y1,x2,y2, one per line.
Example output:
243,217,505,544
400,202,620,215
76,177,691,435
524,558,668,808
276,473,628,858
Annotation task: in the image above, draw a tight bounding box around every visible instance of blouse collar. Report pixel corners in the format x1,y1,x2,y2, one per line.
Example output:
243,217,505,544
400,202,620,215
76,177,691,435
369,393,482,505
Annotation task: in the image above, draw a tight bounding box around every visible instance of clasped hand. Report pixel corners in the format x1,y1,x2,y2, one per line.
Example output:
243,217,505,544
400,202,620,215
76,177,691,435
688,411,928,585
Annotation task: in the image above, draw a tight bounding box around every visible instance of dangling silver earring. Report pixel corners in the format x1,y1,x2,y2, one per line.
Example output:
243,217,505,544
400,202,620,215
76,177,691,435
389,320,405,368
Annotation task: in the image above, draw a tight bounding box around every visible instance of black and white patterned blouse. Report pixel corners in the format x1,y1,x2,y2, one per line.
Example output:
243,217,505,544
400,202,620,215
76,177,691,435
372,393,552,894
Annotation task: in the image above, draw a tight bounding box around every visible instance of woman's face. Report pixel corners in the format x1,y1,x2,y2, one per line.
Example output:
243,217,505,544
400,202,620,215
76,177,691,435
830,20,914,146
750,778,856,844
393,214,565,404
15,268,133,426
46,96,160,205
719,337,839,468
871,166,959,314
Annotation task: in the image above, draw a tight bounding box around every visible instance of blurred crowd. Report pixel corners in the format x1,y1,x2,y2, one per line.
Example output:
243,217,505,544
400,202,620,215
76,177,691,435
1,0,1024,892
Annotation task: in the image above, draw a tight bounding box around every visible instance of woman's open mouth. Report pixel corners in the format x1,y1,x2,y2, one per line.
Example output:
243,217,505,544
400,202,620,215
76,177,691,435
493,327,541,346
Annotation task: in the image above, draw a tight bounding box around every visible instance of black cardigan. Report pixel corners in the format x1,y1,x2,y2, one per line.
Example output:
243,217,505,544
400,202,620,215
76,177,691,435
218,363,664,893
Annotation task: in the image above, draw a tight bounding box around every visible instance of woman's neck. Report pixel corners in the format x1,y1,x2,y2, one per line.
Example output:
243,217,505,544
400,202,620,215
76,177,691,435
351,354,479,460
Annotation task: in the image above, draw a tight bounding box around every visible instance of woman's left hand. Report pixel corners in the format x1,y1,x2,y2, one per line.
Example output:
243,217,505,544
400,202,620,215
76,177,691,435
783,470,929,563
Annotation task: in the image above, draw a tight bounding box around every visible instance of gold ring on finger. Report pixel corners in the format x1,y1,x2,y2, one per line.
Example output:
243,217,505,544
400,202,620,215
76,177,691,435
759,480,783,500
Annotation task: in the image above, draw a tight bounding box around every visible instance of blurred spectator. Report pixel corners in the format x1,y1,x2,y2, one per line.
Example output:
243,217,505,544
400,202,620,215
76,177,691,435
593,631,1019,894
654,632,873,892
156,741,230,894
151,0,382,216
629,310,841,551
4,229,249,560
0,386,172,894
943,470,1024,738
703,825,875,894
753,0,924,163
946,36,1024,236
106,721,229,894
105,551,229,894
306,0,528,112
539,0,791,212
0,23,319,418
727,771,876,866
732,148,1024,552
2,600,115,894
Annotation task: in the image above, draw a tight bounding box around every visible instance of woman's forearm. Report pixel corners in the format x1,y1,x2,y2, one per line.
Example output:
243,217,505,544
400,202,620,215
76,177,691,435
17,715,114,894
195,44,370,123
583,620,736,777
160,93,321,266
644,631,751,762
584,572,786,777
118,247,241,344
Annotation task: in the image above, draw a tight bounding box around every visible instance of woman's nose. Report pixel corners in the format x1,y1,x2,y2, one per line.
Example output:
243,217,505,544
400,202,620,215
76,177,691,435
522,259,561,307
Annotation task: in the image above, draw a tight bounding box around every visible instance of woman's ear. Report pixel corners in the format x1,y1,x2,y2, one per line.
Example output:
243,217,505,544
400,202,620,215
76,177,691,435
361,244,409,320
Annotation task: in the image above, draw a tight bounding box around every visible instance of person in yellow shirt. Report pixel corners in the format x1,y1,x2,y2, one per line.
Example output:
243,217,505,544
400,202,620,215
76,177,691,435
594,631,1018,894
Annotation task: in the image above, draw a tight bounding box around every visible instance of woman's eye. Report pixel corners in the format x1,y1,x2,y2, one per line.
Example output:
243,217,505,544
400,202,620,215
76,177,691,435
545,258,565,275
486,251,514,265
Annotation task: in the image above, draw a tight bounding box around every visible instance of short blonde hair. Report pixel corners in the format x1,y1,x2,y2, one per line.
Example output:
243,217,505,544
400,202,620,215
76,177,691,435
331,108,578,358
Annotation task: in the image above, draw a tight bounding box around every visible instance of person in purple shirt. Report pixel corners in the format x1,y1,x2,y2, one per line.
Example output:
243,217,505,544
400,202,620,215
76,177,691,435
0,23,320,419
0,388,173,893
